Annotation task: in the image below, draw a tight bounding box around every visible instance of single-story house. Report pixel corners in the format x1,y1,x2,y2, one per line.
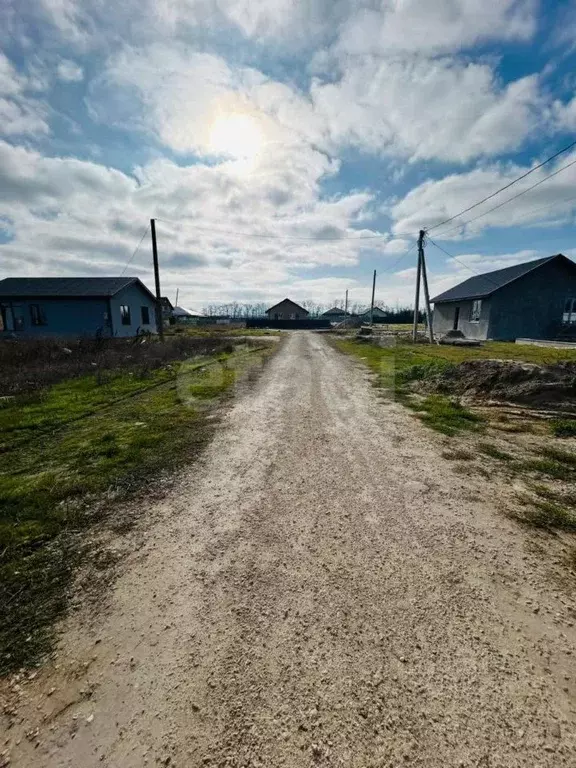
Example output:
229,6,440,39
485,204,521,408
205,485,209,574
322,307,351,323
431,254,576,341
265,299,309,320
0,276,159,338
172,306,204,324
357,306,388,321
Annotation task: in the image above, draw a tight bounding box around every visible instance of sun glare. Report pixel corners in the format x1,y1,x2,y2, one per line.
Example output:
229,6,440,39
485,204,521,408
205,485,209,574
208,113,264,161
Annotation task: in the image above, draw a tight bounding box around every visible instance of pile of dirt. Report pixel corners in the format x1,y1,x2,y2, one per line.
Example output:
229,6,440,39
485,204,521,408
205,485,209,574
415,359,576,410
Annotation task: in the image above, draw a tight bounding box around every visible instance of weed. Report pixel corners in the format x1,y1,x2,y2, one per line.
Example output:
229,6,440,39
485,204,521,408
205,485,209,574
477,442,513,461
519,459,573,481
441,448,474,461
410,395,484,436
550,418,576,438
510,498,576,532
540,446,576,467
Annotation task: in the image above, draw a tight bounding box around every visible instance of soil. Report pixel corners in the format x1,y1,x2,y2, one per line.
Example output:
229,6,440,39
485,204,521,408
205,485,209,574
418,358,576,410
1,332,576,767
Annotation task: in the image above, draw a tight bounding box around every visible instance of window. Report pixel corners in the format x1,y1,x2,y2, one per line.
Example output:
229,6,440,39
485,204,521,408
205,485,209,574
30,304,46,326
141,306,150,325
120,305,131,325
563,298,576,325
470,299,482,322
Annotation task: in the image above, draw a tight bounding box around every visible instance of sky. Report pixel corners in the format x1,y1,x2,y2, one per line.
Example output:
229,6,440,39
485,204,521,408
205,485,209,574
1,0,576,311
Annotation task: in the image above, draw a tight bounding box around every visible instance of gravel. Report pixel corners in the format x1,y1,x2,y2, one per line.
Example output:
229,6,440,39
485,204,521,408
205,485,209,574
2,331,575,767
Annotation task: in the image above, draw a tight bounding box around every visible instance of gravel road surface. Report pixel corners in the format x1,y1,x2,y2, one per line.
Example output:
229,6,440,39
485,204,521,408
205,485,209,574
3,331,576,767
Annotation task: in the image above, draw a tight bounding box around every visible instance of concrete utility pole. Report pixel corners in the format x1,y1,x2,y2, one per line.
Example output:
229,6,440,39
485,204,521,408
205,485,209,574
419,231,435,344
412,231,423,342
150,218,164,341
344,289,348,317
370,270,376,325
175,288,179,308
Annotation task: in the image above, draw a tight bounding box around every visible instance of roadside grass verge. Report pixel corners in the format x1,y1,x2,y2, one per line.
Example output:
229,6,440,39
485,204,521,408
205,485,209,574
407,395,484,436
0,344,273,674
509,496,576,532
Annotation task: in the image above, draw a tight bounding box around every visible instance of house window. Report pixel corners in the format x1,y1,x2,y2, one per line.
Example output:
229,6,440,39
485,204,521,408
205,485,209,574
563,298,576,324
141,306,150,325
30,304,46,326
120,305,131,325
470,299,482,322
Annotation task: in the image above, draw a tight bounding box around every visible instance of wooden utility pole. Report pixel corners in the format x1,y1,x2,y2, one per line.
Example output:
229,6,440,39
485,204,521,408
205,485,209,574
412,231,423,341
420,231,435,343
344,289,348,317
370,270,376,325
150,218,164,341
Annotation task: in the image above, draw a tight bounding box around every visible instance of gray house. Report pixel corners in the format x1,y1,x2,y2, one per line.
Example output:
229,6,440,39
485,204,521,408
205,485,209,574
431,254,576,341
266,298,309,320
0,277,159,338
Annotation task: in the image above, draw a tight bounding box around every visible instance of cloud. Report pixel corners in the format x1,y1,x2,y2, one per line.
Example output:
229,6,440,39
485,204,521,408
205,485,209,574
0,139,382,304
0,97,50,136
391,152,576,237
57,58,83,81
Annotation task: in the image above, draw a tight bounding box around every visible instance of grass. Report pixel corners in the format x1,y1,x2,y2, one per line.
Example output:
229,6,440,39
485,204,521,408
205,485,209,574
550,418,576,438
408,395,484,436
510,497,576,532
477,442,513,461
441,448,474,461
0,344,272,674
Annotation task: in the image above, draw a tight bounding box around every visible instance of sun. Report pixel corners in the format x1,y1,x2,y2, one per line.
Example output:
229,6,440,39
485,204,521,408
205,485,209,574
208,112,264,161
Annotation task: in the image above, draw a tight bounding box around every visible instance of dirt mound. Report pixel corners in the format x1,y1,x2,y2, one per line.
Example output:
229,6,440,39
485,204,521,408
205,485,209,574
417,359,576,410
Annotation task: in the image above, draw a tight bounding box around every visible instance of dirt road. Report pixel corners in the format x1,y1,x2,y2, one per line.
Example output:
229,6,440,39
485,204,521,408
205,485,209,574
3,332,576,767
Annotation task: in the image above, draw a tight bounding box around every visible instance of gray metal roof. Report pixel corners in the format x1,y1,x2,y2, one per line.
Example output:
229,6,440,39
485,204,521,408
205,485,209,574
266,298,309,314
431,254,572,303
0,276,153,299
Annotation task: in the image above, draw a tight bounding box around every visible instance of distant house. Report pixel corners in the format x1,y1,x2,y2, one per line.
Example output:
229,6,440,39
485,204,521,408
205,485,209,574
322,307,351,323
172,306,204,324
431,254,576,341
357,306,387,321
265,299,309,320
0,277,158,338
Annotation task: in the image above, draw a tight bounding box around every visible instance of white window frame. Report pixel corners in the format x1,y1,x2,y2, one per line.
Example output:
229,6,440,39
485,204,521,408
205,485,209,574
563,298,576,325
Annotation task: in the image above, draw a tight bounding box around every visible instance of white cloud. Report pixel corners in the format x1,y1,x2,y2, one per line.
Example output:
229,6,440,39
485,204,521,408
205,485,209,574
382,238,412,255
0,139,386,304
0,98,50,136
57,58,83,81
391,152,576,237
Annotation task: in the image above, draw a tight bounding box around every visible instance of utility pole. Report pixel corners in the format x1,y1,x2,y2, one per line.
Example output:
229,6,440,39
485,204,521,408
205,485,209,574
420,231,435,343
175,288,179,308
150,218,164,341
412,231,423,341
344,289,348,317
370,270,376,325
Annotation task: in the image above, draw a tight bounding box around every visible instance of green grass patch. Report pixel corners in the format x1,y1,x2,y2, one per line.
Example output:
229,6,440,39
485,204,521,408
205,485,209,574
409,395,484,436
510,498,576,532
540,446,576,466
550,418,576,438
477,442,513,461
0,346,271,674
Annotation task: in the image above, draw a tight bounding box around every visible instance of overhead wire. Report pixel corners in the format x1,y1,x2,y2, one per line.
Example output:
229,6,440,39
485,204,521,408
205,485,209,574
427,236,512,290
426,138,576,233
433,156,576,239
120,224,150,276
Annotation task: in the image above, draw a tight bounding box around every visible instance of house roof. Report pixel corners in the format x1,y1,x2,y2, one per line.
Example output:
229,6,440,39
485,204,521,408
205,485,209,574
266,298,309,314
322,306,350,316
172,306,204,317
0,276,156,301
431,254,573,304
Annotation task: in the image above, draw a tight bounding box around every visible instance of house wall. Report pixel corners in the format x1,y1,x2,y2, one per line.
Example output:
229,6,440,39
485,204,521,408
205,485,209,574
489,258,576,341
266,299,308,320
109,283,158,337
433,298,492,340
0,297,111,338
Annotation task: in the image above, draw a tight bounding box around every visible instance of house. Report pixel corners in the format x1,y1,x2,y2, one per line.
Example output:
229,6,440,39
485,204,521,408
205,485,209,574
357,306,388,321
172,306,204,324
322,307,351,323
431,254,576,341
265,299,309,320
0,277,159,338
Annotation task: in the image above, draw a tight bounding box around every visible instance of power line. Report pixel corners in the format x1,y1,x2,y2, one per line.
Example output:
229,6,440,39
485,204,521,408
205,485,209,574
427,237,507,290
155,217,417,242
434,156,576,239
426,138,576,233
120,224,150,276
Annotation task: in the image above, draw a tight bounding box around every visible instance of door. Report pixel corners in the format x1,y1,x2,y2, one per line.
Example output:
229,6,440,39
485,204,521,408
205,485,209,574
453,306,460,331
